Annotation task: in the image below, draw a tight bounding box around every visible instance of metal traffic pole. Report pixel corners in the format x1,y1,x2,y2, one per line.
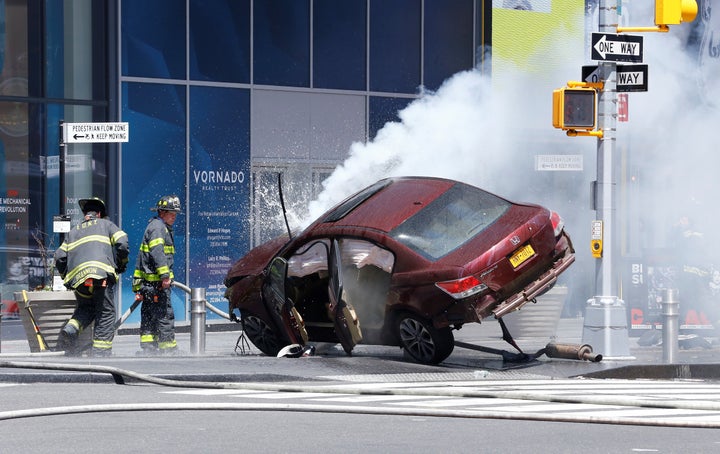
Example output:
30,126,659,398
595,1,618,305
581,0,632,358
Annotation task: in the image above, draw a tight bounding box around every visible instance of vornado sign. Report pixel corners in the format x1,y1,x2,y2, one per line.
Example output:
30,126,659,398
193,169,246,186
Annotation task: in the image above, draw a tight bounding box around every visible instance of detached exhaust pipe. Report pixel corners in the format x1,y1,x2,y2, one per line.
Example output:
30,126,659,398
454,340,603,363
544,342,602,362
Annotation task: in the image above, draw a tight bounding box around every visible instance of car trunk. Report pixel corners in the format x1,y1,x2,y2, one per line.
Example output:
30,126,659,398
440,204,553,275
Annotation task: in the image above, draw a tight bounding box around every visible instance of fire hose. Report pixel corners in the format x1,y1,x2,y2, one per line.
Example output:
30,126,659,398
0,359,718,429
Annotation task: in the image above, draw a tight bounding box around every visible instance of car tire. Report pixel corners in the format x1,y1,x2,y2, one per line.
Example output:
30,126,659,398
242,313,282,356
396,312,454,365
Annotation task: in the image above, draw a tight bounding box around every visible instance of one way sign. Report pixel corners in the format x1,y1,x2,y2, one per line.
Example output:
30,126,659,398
591,33,643,62
582,64,648,92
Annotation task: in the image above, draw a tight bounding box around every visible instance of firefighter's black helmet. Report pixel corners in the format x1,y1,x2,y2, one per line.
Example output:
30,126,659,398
152,195,182,213
78,197,107,217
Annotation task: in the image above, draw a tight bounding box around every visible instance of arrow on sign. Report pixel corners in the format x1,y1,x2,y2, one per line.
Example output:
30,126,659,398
61,122,130,144
590,33,643,62
593,35,640,59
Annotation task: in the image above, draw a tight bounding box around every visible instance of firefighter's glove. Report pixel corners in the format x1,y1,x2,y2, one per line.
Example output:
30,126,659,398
131,278,142,293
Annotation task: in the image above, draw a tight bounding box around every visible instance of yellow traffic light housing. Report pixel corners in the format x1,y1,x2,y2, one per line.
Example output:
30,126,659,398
617,0,697,32
552,87,597,131
655,0,698,26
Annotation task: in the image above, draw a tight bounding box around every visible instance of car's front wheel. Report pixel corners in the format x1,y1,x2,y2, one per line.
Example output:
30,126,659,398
396,312,454,365
242,313,282,356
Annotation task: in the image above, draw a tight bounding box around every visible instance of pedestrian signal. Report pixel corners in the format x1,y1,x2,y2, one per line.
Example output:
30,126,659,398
655,0,697,26
552,87,596,130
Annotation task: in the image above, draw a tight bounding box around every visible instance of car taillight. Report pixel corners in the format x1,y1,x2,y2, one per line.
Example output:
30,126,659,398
550,211,564,237
436,276,488,299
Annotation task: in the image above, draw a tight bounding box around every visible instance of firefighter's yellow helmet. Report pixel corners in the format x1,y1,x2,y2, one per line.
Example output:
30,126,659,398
152,195,182,213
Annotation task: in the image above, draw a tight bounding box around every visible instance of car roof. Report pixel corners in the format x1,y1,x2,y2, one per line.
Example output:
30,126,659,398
319,177,456,232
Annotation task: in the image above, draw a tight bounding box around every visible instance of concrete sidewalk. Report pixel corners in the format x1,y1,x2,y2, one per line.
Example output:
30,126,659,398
0,319,249,357
0,316,585,357
1,316,718,361
1,317,719,382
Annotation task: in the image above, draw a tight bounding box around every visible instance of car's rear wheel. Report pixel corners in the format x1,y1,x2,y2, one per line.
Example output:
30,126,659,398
242,313,282,356
396,312,454,365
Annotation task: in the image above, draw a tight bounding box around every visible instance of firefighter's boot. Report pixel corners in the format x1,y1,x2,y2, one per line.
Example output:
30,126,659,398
57,323,79,356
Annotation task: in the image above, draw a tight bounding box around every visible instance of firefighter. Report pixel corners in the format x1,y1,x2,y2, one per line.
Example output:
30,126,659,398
132,195,182,355
55,197,130,356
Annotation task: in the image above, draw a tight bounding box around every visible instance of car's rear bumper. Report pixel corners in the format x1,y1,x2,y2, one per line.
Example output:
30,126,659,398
491,251,576,318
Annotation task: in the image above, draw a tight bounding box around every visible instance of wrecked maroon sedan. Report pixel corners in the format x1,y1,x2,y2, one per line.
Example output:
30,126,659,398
224,176,575,364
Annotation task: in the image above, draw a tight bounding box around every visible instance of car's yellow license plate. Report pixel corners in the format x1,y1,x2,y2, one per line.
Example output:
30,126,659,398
509,244,535,268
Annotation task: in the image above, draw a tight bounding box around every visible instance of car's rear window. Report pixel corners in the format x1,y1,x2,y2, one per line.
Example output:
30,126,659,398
389,183,510,261
322,179,392,222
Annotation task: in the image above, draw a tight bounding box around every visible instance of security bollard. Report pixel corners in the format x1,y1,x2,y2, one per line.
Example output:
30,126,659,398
190,287,207,355
171,281,231,355
171,281,207,355
662,288,679,363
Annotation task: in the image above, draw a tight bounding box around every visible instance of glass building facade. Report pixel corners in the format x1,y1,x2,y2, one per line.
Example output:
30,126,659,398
3,0,713,338
0,0,117,304
0,0,490,321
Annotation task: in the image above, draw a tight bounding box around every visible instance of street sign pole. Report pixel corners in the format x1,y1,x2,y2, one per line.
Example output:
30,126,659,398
581,0,633,358
597,26,616,300
59,120,66,218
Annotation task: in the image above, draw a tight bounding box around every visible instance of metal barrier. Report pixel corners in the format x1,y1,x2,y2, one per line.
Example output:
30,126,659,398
171,281,230,355
662,288,679,363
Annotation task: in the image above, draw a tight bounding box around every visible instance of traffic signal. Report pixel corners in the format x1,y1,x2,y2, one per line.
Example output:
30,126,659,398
655,0,698,26
552,87,596,130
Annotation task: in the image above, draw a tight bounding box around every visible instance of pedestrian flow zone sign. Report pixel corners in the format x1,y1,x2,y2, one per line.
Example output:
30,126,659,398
582,64,648,92
591,33,643,62
62,122,129,144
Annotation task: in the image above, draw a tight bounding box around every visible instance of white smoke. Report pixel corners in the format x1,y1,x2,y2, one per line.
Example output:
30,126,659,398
307,70,497,222
306,4,718,244
306,52,587,227
295,3,719,319
617,2,718,252
306,72,577,221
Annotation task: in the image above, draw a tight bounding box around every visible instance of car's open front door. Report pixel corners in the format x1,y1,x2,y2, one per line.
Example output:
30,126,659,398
328,239,362,354
262,257,308,345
